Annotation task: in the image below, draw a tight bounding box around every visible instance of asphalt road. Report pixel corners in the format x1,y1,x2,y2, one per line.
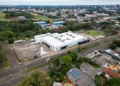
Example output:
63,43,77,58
0,41,111,86
0,34,119,86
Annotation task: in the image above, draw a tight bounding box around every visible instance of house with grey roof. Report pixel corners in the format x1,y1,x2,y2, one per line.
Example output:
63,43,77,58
98,49,120,61
80,63,104,79
86,50,118,66
67,68,96,86
92,54,118,66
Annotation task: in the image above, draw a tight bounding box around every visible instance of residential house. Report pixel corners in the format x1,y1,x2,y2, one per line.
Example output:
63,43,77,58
67,68,95,86
80,63,104,79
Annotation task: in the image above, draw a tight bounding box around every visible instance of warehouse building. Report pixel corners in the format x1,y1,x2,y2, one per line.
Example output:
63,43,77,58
34,31,89,51
34,21,47,28
52,21,65,26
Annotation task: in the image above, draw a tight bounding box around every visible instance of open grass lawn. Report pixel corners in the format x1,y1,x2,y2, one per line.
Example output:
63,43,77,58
33,14,50,20
25,63,47,73
86,30,104,36
0,13,16,20
0,13,6,19
20,59,28,62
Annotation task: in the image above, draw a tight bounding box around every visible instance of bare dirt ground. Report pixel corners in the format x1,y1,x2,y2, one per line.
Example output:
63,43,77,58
11,42,58,61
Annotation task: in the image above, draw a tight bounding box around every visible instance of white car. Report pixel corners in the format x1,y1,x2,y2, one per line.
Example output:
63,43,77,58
46,58,50,62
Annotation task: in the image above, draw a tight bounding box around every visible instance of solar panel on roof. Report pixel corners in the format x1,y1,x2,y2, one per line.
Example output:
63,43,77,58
69,71,78,79
73,69,82,77
69,69,82,79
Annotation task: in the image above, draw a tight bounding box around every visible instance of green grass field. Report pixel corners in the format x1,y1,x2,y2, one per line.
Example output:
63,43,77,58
25,63,47,73
33,15,50,20
0,13,17,20
86,30,104,36
0,13,6,19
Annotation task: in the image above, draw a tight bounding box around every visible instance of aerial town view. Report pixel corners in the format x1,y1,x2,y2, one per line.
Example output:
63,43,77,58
0,0,120,86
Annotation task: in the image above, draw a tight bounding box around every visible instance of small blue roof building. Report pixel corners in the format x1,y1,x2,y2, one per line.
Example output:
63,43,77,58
52,21,65,26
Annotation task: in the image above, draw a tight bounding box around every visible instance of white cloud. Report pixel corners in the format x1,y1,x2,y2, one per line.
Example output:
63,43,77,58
0,0,120,5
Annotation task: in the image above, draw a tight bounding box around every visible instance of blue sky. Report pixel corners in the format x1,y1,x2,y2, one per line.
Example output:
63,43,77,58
0,0,120,5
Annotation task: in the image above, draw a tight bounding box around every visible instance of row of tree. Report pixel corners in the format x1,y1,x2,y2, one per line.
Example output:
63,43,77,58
109,40,120,49
4,11,34,19
0,20,40,44
0,20,119,44
0,42,9,69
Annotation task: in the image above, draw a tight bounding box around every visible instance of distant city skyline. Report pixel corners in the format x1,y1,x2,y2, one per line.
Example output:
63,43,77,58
0,0,120,5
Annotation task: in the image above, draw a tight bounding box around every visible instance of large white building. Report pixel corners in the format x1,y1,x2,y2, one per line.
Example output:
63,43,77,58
34,31,89,51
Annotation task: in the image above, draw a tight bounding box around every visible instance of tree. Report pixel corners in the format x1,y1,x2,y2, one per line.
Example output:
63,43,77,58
109,43,117,49
113,40,120,47
57,11,61,17
52,58,60,67
0,42,9,69
58,73,64,81
94,75,102,86
104,78,120,86
17,70,52,86
61,54,72,65
69,51,77,61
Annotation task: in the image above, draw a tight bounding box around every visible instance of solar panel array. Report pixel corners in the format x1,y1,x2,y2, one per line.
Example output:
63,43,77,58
69,69,82,79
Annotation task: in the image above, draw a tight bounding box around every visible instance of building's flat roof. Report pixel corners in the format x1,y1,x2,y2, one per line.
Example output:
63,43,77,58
42,32,88,47
34,21,47,24
43,36,63,46
52,21,65,24
92,54,116,65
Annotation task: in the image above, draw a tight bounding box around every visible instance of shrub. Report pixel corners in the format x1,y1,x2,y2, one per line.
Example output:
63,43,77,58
109,43,117,49
94,75,102,86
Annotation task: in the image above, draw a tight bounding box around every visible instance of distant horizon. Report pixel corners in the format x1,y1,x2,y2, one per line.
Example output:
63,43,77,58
0,4,119,6
0,0,120,5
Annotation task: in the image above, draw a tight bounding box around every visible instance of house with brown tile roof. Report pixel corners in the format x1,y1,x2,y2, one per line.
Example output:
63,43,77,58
108,63,119,72
103,68,120,79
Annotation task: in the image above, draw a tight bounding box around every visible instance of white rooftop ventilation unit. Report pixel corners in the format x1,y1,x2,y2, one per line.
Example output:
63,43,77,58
67,38,70,40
